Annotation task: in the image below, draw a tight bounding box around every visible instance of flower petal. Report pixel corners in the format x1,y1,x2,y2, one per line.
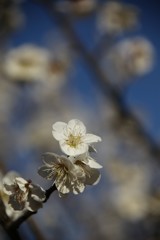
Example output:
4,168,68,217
52,121,67,140
27,194,43,212
3,184,15,195
83,134,102,144
38,166,56,180
30,185,46,202
8,195,25,211
42,152,59,166
67,119,86,136
72,181,85,195
87,156,103,169
16,177,28,191
3,171,20,185
84,167,101,185
60,140,88,156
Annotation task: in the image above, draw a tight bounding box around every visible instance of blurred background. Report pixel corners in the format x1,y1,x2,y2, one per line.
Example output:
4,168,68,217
0,0,160,239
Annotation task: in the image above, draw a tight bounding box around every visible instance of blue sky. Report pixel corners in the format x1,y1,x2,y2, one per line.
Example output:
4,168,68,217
10,0,160,143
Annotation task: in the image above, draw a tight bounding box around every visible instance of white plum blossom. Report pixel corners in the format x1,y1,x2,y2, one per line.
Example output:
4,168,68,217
38,153,85,195
3,44,49,82
38,152,102,195
0,171,25,220
3,177,46,212
52,119,101,156
98,1,139,34
107,37,154,80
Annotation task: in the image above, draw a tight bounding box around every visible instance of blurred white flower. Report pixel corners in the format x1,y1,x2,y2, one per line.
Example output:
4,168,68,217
52,119,101,156
3,177,46,212
108,161,150,220
108,37,154,80
38,152,102,195
3,44,49,82
112,187,148,220
56,0,96,16
98,1,139,34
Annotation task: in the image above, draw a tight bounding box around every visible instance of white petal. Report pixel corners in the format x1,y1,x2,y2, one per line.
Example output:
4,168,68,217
72,182,85,194
52,121,67,140
42,152,59,166
60,141,88,156
57,184,70,194
27,195,43,211
16,178,27,191
67,119,86,136
87,156,103,169
9,195,25,211
3,171,20,185
83,134,102,144
30,185,46,202
3,184,15,195
16,177,28,185
85,167,101,185
38,166,56,180
60,156,75,170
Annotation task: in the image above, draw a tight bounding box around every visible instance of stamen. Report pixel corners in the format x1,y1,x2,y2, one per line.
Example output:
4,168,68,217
66,134,81,148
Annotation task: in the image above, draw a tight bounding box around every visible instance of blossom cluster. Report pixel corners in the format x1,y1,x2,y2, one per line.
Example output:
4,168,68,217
2,119,102,214
38,119,102,195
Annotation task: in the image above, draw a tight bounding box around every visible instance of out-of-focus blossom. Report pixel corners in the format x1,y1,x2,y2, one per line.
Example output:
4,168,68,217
52,119,101,156
3,44,49,82
3,177,46,212
108,161,150,220
98,1,139,34
38,152,102,195
56,0,96,16
107,37,154,80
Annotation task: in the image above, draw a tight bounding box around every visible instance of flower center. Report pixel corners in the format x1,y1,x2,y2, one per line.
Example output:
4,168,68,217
14,187,27,204
19,58,35,67
66,134,82,148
